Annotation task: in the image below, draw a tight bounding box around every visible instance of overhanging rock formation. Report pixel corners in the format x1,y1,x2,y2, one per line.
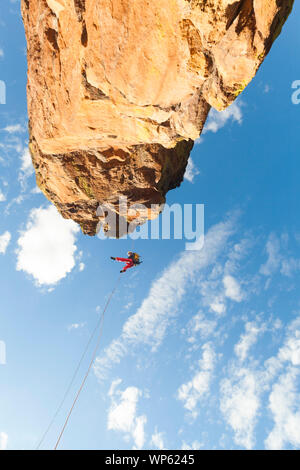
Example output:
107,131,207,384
21,0,294,235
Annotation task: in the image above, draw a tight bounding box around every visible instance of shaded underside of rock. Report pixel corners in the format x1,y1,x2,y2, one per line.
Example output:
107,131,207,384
21,0,294,235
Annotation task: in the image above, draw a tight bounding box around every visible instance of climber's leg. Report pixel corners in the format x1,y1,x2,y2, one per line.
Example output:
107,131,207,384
120,260,134,273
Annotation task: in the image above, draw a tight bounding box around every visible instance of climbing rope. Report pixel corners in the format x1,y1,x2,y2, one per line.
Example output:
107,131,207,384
35,273,121,450
53,273,121,450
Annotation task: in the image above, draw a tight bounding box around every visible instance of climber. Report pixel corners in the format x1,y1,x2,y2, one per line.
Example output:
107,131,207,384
111,251,142,273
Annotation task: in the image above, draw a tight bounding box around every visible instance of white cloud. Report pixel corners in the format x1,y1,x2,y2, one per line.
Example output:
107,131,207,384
181,440,202,450
259,233,300,279
16,205,80,286
220,316,300,450
280,257,300,277
1,124,25,134
260,233,281,276
224,238,252,274
0,190,6,202
265,368,300,450
177,343,216,418
185,312,217,343
0,231,11,254
0,49,3,59
196,237,250,316
94,215,236,379
108,378,123,397
278,320,300,366
261,317,300,387
223,275,244,302
235,321,266,362
220,368,260,449
31,186,42,195
184,158,200,183
108,386,140,433
67,322,86,331
209,295,226,314
4,195,24,215
20,148,32,172
0,432,8,450
17,147,35,190
107,380,147,449
194,101,243,144
150,428,165,450
195,270,226,315
202,101,243,134
132,415,147,449
79,262,85,272
265,316,300,450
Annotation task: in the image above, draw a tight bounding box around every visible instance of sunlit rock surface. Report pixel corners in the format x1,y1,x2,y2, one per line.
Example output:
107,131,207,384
21,0,294,235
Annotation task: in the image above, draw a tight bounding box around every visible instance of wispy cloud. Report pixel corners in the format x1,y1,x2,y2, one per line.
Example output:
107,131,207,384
94,215,236,379
150,428,165,450
193,236,251,318
260,233,300,280
1,124,25,134
94,218,300,449
220,315,300,449
280,258,300,277
202,101,243,135
260,233,281,276
18,148,34,189
67,322,86,331
177,343,216,418
234,320,267,362
277,318,300,367
265,368,300,450
223,274,244,302
184,158,200,183
194,100,244,145
184,311,217,344
0,124,36,213
220,367,260,449
181,440,203,450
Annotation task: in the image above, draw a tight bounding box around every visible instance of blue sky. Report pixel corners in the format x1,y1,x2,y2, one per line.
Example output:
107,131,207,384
1,0,300,451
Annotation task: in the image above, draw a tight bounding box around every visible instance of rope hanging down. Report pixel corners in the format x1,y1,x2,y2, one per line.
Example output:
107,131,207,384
35,273,121,450
53,273,121,450
36,275,118,449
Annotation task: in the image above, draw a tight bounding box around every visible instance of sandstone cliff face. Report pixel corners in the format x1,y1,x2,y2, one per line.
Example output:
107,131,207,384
21,0,293,235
